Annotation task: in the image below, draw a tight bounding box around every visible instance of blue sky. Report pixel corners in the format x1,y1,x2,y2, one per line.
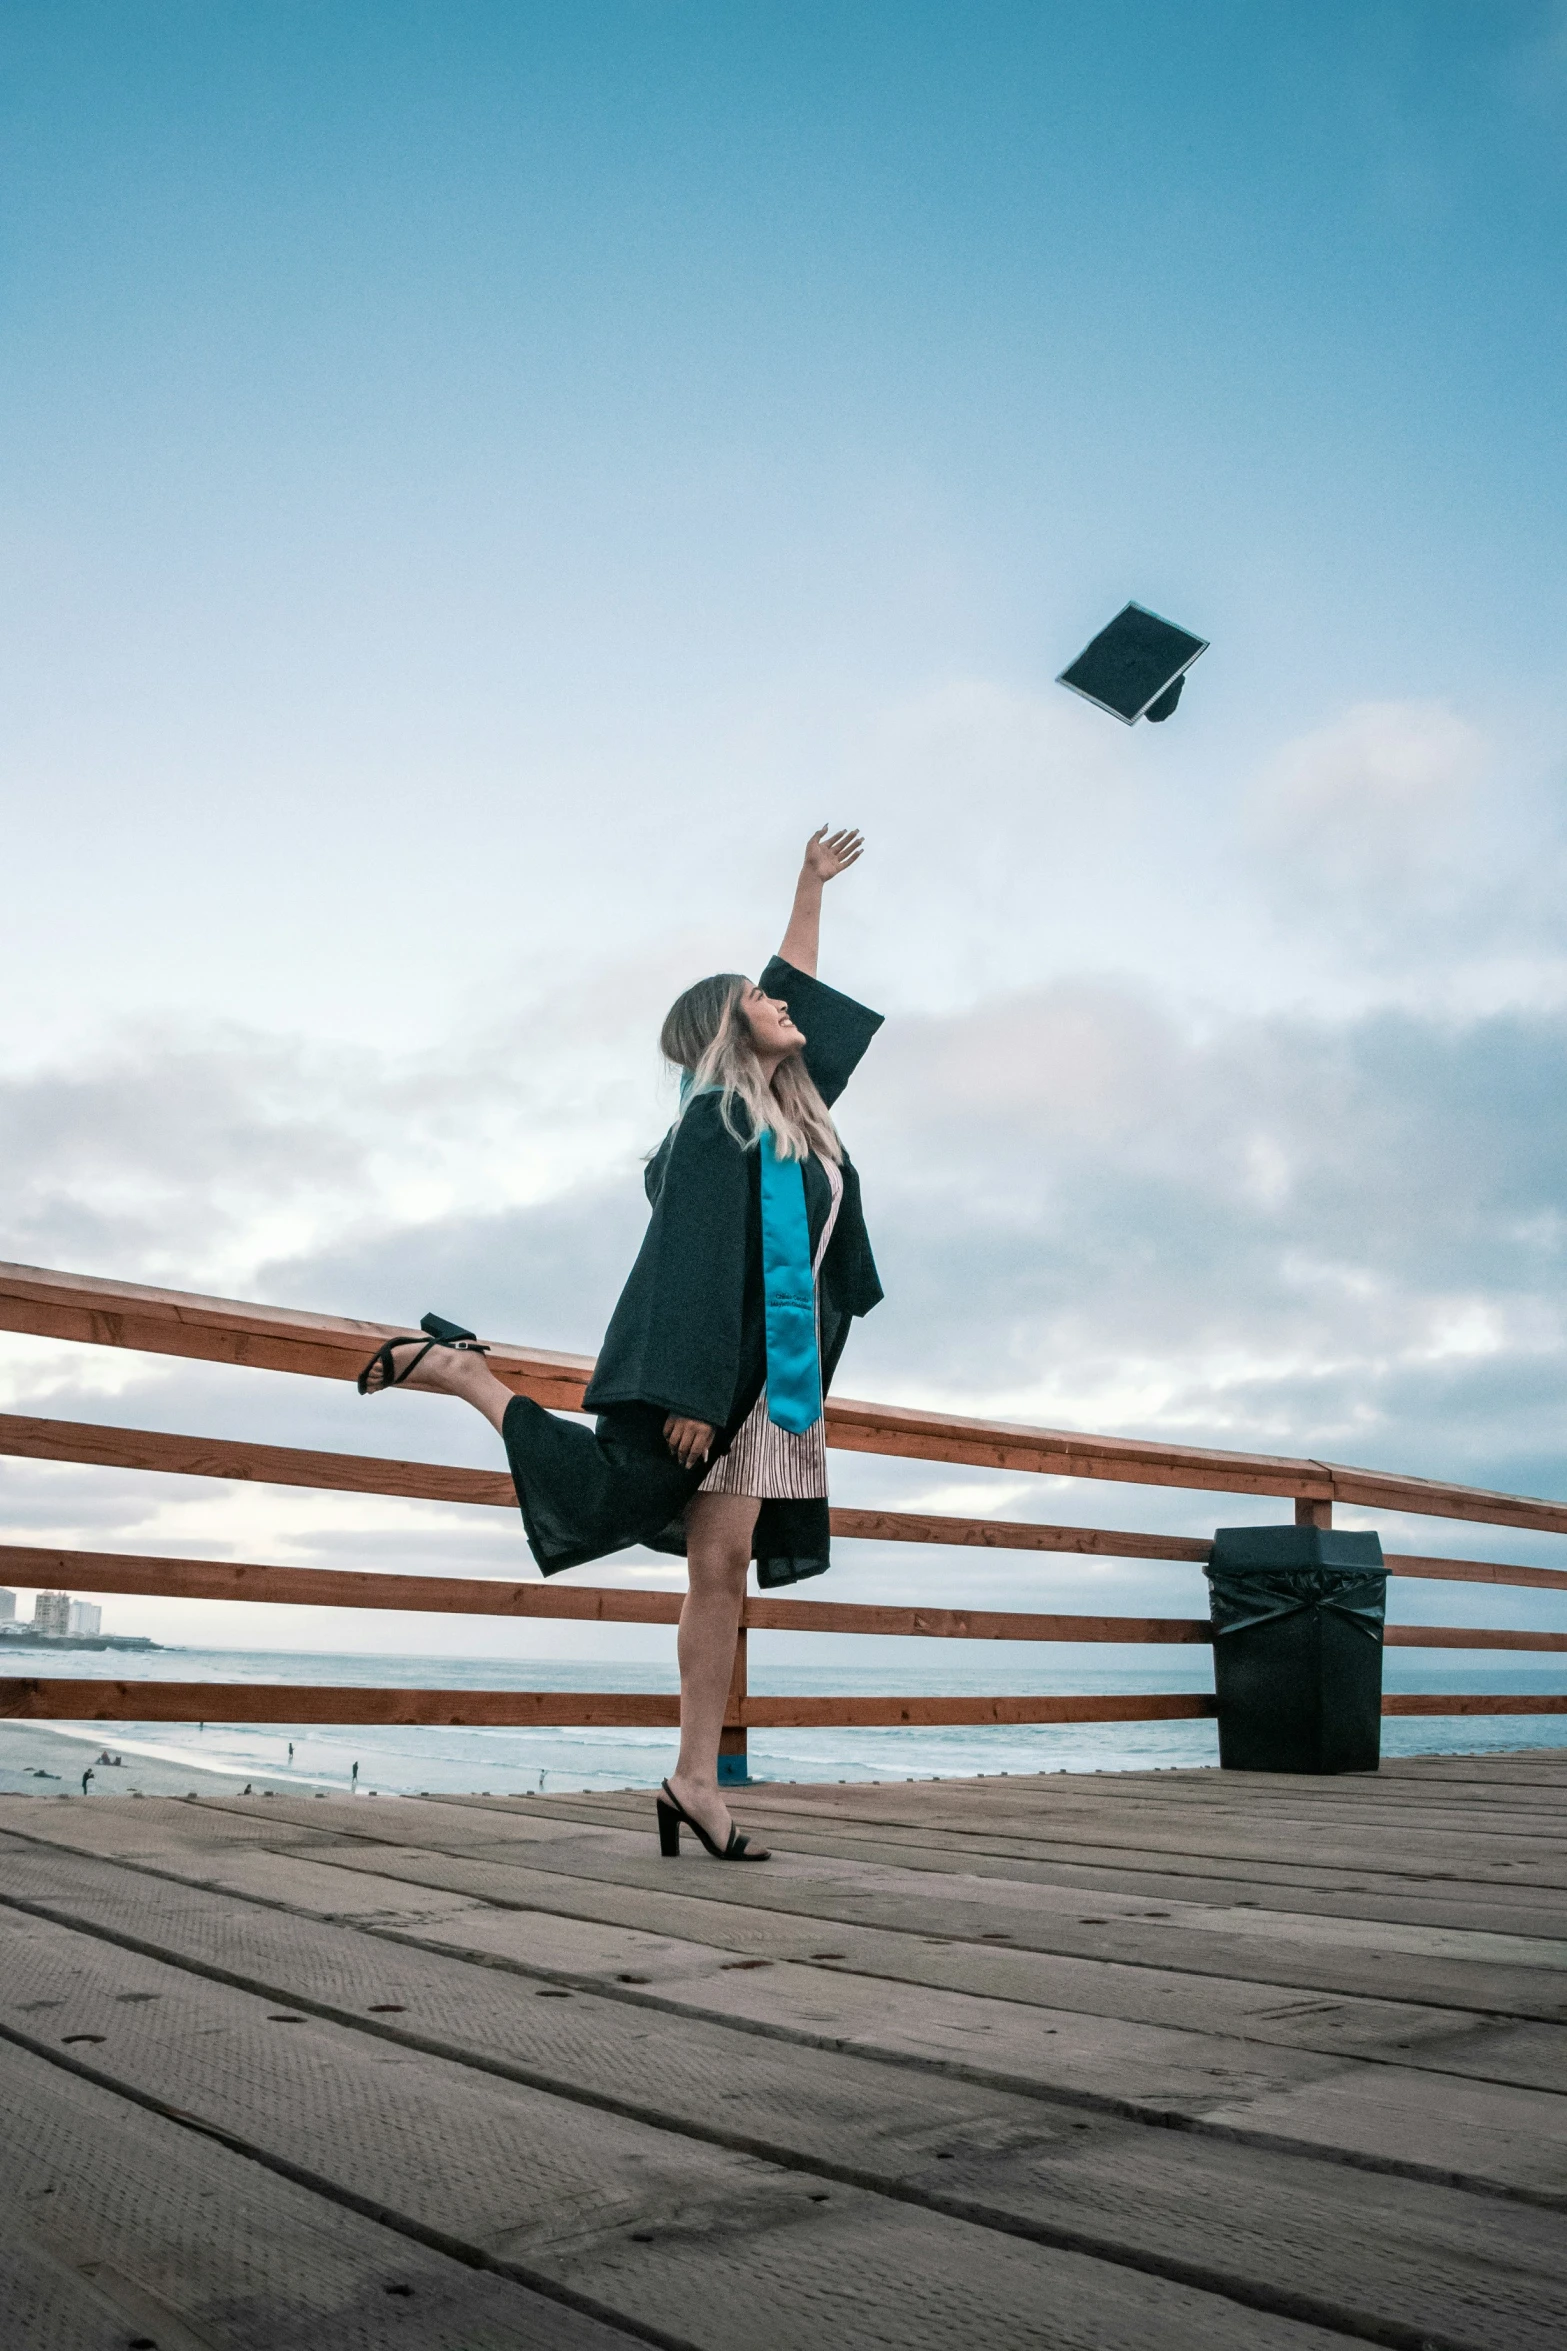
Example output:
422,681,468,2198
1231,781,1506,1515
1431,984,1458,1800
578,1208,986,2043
3,3,1567,1660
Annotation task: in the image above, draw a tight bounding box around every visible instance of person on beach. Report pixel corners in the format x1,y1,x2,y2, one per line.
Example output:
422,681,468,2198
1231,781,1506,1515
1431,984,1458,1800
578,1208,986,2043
357,828,884,1863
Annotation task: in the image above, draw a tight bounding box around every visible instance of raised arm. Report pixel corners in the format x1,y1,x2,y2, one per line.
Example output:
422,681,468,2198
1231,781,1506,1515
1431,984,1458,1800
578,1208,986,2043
776,826,863,977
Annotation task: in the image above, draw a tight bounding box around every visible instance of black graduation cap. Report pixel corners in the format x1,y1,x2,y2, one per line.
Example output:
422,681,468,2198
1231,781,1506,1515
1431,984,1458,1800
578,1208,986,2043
1057,601,1208,724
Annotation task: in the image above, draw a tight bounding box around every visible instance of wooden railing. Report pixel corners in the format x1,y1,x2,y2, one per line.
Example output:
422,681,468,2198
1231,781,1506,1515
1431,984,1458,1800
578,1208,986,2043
1,1262,1564,1774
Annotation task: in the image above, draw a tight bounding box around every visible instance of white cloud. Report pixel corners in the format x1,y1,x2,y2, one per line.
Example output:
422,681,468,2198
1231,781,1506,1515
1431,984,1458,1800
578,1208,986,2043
1238,701,1567,1015
1249,699,1486,891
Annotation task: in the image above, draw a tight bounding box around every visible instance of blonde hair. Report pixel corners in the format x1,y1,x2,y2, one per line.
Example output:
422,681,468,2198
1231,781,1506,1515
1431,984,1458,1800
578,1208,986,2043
660,973,842,1164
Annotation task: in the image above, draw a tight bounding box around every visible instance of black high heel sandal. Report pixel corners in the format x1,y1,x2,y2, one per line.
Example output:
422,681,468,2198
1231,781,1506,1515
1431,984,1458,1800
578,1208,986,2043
356,1312,490,1397
656,1779,770,1862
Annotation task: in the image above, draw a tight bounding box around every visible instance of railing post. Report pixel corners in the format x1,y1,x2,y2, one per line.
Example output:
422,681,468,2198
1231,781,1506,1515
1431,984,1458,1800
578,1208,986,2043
1295,1496,1333,1529
718,1620,749,1786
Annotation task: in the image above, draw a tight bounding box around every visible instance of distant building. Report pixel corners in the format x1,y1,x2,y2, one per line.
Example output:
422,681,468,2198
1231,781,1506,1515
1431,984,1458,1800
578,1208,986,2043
33,1591,71,1638
0,1589,15,1625
68,1601,102,1638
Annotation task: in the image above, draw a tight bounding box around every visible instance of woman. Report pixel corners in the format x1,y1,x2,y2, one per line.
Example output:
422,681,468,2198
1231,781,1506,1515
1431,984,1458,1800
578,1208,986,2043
358,827,883,1862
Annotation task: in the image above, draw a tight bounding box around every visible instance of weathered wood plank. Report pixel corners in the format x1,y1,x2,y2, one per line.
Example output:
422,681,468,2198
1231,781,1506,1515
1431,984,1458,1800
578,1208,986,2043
19,1790,1567,2037
109,1830,1567,2085
1,1902,1349,2351
551,1813,1567,1940
217,1786,1567,1956
0,2034,604,2350
7,1832,1567,2349
63,1778,1559,2022
22,1784,1565,1939
663,1789,1567,1882
552,1769,1567,1851
718,1788,1567,1867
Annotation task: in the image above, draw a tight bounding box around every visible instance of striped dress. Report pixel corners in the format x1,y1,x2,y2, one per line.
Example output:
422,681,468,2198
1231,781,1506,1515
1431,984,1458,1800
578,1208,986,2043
699,1156,843,1501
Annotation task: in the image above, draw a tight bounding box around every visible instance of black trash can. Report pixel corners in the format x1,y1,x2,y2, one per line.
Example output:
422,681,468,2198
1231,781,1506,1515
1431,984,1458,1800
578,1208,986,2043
1205,1525,1386,1774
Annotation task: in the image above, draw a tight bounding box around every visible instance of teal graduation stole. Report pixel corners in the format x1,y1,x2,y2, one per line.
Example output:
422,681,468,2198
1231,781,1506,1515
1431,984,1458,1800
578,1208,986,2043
757,1129,823,1433
679,1078,822,1434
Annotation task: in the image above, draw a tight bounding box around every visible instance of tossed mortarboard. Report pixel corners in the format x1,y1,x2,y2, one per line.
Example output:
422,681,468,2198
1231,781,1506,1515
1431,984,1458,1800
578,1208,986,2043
1057,601,1208,724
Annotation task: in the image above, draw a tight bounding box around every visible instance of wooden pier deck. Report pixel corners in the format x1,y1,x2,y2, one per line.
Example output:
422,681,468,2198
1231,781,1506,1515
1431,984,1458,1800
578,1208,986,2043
2,1754,1565,2351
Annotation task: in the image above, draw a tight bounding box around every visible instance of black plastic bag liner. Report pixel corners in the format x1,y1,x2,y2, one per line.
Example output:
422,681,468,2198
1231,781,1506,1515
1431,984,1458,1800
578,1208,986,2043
1205,1525,1386,1774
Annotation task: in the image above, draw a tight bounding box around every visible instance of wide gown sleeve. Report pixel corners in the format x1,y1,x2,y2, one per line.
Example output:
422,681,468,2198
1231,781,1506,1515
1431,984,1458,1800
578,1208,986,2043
583,1093,753,1428
758,955,883,1107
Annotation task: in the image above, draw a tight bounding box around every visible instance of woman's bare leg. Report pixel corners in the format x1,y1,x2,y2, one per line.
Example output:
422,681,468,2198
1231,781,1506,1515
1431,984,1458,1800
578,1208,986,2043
377,1347,756,1842
366,1341,515,1436
668,1492,760,1845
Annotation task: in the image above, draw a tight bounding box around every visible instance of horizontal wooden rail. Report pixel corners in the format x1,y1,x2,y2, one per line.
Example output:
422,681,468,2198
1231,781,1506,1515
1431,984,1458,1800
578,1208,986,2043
1381,1693,1567,1717
1382,1626,1567,1650
0,1544,682,1625
3,1544,1565,1647
0,1413,1206,1560
0,1541,1207,1642
3,1264,1562,1764
6,1418,1567,1592
6,1262,1567,1532
742,1694,1218,1728
1379,1553,1567,1595
0,1680,683,1727
755,1598,1205,1642
3,1681,1564,1726
845,1508,1209,1561
0,1412,517,1510
0,1681,1218,1727
0,1263,594,1410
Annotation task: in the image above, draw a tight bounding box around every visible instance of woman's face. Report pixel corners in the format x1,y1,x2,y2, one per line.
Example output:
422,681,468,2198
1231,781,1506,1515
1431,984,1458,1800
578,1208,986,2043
740,981,805,1062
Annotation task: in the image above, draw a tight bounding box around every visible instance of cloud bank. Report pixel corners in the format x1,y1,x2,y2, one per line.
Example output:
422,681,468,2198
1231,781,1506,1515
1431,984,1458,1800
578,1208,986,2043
4,692,1566,1646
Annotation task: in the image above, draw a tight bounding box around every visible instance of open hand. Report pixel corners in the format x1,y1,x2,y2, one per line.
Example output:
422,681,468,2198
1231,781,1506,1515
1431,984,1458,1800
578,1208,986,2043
802,825,864,884
664,1414,715,1469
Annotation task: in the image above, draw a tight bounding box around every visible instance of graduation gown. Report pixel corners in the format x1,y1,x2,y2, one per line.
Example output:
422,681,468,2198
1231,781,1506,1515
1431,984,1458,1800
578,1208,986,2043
502,956,883,1584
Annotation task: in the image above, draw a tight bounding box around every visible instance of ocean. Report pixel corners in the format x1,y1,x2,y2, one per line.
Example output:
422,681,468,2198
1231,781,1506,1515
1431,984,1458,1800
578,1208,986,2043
8,1646,1566,1794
